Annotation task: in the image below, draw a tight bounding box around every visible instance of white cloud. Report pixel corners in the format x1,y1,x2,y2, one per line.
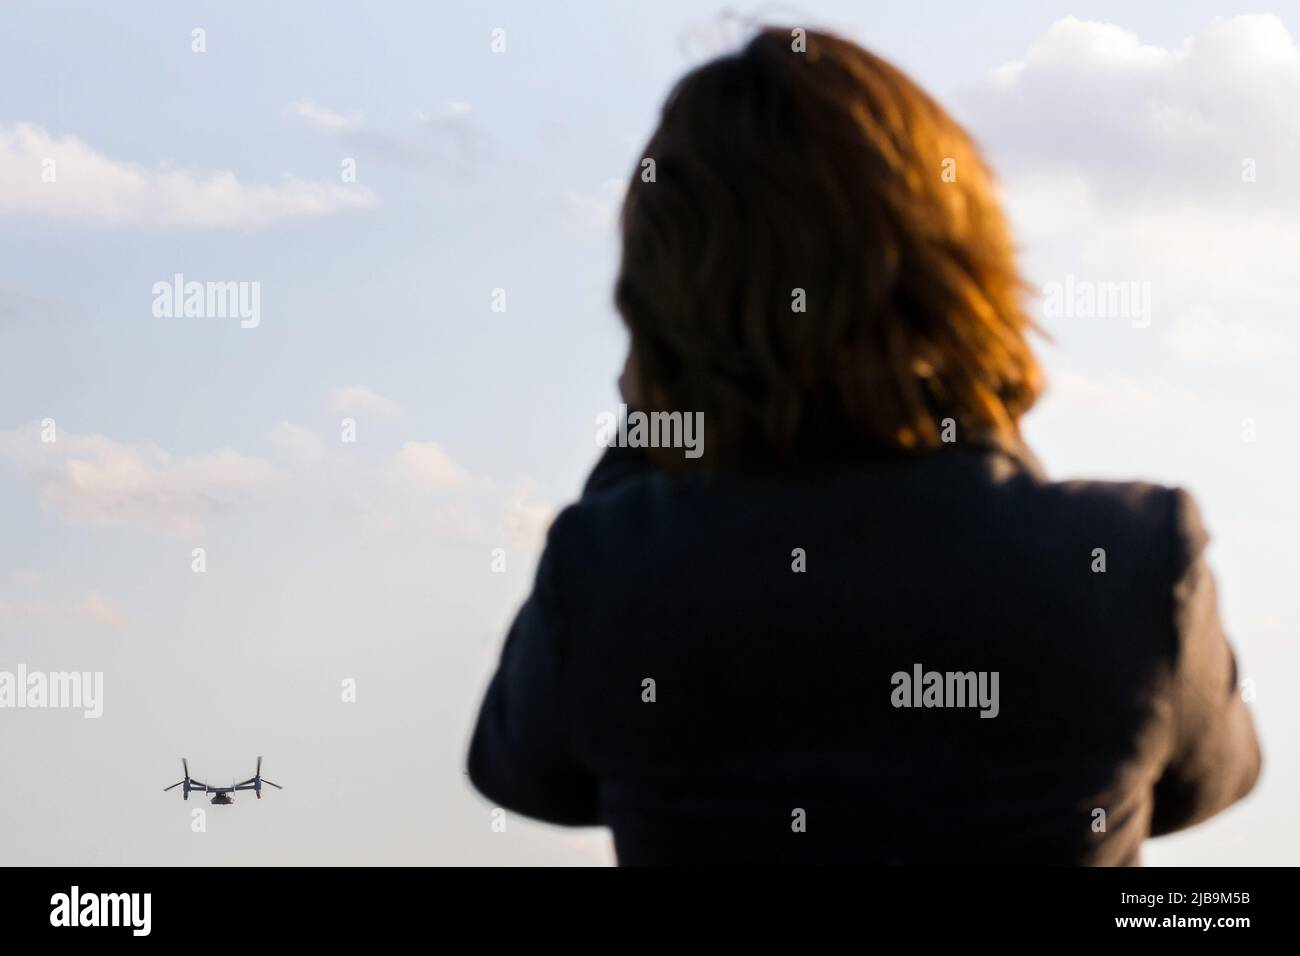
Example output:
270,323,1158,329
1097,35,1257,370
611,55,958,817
389,441,470,491
0,423,275,536
267,421,325,465
969,16,1300,213
290,99,364,132
966,16,1300,350
0,122,377,230
331,385,401,419
972,16,1300,204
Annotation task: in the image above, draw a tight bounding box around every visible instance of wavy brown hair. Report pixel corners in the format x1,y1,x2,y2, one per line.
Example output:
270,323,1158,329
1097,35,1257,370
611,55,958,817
615,27,1043,468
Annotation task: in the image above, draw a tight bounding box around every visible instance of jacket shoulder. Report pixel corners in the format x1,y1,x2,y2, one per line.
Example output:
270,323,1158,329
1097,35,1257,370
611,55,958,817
1032,476,1207,565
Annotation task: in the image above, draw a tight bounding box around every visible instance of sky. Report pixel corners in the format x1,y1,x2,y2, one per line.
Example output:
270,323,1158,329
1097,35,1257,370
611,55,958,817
0,0,1295,865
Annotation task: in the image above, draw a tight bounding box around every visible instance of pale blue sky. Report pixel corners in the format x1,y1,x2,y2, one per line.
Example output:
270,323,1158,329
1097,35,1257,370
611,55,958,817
1,1,1295,864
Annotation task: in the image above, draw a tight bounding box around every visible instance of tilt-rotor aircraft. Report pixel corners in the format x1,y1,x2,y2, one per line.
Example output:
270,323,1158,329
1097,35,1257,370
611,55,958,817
164,757,283,805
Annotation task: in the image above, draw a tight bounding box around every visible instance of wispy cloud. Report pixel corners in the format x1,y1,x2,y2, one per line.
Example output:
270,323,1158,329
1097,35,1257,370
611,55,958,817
0,122,377,230
290,99,364,133
331,385,401,419
292,100,490,176
420,103,492,176
0,422,276,537
389,441,471,491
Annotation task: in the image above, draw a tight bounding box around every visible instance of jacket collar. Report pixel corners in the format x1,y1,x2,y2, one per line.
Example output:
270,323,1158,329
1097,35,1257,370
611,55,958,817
963,430,1047,480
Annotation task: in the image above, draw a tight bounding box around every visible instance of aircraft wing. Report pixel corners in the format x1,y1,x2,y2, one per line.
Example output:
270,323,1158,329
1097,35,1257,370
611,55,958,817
188,779,211,792
233,781,259,791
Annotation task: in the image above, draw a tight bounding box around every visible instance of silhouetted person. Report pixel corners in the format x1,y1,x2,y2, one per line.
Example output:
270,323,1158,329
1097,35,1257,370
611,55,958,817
468,27,1261,865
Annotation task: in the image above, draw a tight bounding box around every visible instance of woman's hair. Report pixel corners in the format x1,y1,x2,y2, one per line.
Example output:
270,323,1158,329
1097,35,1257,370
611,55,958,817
616,27,1043,468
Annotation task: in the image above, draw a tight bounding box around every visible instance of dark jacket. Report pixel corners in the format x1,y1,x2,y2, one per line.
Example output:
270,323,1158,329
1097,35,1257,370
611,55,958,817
468,439,1261,865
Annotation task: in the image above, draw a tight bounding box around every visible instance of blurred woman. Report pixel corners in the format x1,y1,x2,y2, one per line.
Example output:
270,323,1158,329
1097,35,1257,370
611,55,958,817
468,27,1260,865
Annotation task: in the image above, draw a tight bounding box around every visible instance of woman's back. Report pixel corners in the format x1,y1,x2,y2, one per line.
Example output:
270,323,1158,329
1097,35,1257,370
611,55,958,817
469,441,1260,864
